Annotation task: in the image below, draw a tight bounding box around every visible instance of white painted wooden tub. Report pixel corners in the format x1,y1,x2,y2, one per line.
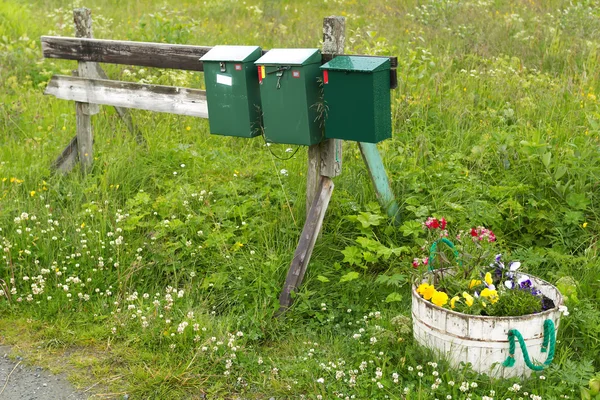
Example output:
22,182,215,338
412,273,563,378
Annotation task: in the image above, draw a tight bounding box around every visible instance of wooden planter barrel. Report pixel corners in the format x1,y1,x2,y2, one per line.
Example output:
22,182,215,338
411,274,563,378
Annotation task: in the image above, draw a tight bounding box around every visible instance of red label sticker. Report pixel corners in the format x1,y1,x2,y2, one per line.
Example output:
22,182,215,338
235,64,242,71
323,70,329,84
292,70,300,78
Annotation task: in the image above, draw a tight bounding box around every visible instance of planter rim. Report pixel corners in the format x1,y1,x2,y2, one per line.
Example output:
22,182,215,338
412,272,564,321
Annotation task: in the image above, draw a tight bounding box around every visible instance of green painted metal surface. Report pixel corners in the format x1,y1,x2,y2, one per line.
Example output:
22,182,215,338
359,142,400,225
321,56,391,143
201,45,263,138
255,49,323,146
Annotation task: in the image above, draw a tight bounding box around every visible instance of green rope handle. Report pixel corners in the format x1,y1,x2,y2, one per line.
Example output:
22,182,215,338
502,319,556,371
428,238,462,271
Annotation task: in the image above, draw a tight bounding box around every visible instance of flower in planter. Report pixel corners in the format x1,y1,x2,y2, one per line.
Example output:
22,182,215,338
414,217,554,316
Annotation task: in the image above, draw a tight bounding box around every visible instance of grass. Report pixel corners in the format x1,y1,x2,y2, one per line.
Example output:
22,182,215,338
1,0,600,398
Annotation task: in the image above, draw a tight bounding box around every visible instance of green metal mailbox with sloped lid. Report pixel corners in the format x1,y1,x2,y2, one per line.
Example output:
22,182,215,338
320,56,391,143
200,45,263,138
255,48,323,146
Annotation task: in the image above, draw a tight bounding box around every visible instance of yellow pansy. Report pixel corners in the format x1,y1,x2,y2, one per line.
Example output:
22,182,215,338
450,296,460,309
417,283,436,300
469,279,482,289
480,288,499,304
431,291,449,307
462,292,474,307
485,272,493,286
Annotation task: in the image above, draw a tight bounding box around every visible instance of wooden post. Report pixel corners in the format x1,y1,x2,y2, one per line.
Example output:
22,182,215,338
278,177,334,314
359,142,401,224
74,7,97,172
306,16,345,213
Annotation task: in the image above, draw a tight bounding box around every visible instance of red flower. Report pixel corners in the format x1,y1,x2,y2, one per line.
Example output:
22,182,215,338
412,258,420,268
425,217,440,229
440,218,447,230
470,228,478,237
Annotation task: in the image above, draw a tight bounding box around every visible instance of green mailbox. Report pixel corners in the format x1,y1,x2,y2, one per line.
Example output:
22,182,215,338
200,45,263,138
255,48,323,146
320,56,391,143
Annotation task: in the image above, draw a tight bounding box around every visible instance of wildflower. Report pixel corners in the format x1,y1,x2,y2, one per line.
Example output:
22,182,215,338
469,279,482,289
462,292,474,307
484,272,493,286
583,222,588,228
431,290,449,307
480,288,499,304
280,169,288,176
558,305,569,316
450,296,460,309
417,283,436,300
316,378,324,384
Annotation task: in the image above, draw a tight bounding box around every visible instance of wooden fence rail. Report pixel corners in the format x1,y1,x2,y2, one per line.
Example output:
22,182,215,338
46,75,208,118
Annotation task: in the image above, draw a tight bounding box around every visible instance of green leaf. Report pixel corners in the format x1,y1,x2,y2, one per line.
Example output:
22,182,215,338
554,165,567,180
385,292,403,302
339,271,360,283
400,220,423,237
356,236,382,252
566,193,590,210
362,251,378,264
376,273,407,287
341,246,363,266
542,152,552,168
356,212,384,228
391,246,410,256
564,210,583,225
316,275,330,283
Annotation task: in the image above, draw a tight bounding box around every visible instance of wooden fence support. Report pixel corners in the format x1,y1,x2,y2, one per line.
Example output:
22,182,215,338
52,7,145,174
306,16,345,214
358,142,401,224
74,7,97,173
278,177,334,314
277,17,345,315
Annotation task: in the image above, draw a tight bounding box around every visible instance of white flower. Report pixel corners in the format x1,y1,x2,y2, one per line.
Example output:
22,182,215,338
316,377,324,384
280,169,288,176
505,280,514,289
558,305,569,316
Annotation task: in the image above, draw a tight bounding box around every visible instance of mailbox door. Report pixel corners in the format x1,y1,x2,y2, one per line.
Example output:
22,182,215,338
321,56,391,143
204,61,262,138
260,63,322,145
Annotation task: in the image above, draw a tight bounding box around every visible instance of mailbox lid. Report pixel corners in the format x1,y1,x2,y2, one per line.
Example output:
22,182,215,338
320,55,390,72
255,48,321,66
200,45,262,62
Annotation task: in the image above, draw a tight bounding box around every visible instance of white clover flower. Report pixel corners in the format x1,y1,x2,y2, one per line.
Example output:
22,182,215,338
280,169,288,176
558,305,569,316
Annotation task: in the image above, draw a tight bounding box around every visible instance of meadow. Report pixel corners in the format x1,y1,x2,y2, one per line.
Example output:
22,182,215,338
1,0,600,398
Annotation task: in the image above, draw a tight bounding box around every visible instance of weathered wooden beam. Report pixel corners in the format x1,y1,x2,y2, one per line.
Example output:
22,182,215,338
45,75,208,118
41,36,212,71
358,142,401,224
51,136,79,173
90,63,145,144
41,36,399,72
74,8,95,172
278,176,334,314
307,16,345,214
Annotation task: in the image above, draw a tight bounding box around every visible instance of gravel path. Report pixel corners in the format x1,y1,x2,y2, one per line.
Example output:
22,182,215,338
0,346,87,400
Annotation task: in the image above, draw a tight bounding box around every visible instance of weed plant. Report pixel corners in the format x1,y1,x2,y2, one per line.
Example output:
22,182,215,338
1,0,600,398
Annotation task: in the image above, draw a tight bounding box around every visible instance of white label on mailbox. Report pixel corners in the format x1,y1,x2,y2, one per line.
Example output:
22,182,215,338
216,74,233,86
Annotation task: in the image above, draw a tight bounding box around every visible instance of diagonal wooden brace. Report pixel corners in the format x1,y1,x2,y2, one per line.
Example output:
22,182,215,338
277,176,334,315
